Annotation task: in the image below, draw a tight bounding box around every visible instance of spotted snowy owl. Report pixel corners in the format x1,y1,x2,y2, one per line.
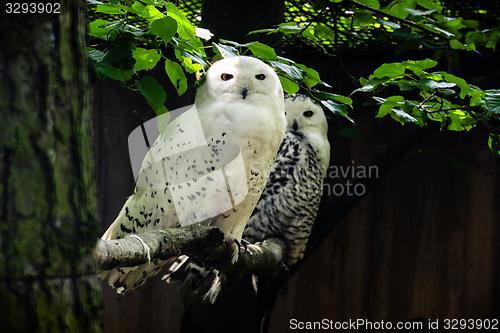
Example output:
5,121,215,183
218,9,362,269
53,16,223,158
170,94,330,302
99,56,286,292
244,94,330,266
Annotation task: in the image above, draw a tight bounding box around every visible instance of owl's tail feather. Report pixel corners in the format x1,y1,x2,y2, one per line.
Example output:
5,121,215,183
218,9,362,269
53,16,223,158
98,218,173,292
163,258,224,304
99,259,171,293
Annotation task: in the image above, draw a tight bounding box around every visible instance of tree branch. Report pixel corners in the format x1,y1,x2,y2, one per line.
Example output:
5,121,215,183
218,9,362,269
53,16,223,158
94,224,285,276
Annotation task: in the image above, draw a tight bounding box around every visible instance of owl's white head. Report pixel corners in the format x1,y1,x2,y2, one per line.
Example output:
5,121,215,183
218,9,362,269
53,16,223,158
285,94,330,172
197,56,283,103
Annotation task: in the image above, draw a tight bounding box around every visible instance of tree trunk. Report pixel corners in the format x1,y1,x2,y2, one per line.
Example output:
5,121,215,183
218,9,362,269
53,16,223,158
0,2,101,332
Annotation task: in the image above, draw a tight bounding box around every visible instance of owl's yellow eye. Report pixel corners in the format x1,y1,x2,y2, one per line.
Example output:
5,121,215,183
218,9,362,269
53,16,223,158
221,73,233,81
255,74,266,80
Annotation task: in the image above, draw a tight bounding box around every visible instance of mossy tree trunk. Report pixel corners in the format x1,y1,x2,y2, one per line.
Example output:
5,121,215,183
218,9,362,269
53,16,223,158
0,2,101,332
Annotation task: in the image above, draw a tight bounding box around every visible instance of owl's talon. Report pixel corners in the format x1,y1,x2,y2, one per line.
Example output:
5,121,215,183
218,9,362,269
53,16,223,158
130,234,151,263
223,237,240,264
230,242,239,264
240,239,252,252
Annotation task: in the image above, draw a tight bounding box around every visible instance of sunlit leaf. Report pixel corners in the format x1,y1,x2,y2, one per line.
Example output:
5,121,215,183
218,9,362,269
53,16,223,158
88,19,113,39
279,76,300,94
165,59,188,95
150,17,177,43
247,42,278,59
270,61,303,80
370,62,406,78
357,0,380,9
132,48,161,71
212,43,239,58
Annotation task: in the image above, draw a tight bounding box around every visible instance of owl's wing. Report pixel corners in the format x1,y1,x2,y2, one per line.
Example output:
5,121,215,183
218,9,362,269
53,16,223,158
166,131,328,301
245,131,327,266
98,174,180,291
98,109,205,292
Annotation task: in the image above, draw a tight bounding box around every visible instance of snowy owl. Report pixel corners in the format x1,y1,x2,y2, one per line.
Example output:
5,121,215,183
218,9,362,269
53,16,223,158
244,94,330,266
99,56,286,292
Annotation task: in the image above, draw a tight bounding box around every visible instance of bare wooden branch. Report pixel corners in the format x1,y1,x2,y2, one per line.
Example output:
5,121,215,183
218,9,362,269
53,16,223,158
94,224,285,276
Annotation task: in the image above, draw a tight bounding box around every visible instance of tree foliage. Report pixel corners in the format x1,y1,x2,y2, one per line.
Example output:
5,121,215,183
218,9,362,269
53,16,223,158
87,0,500,155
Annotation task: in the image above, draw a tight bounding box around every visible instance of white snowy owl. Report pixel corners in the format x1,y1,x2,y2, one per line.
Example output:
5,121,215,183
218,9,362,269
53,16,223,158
99,56,286,292
244,94,330,266
170,94,330,302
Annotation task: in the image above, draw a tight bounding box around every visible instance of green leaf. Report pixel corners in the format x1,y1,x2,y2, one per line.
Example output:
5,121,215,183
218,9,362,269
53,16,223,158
315,92,353,107
279,76,299,94
357,0,380,9
442,73,472,98
391,108,418,124
132,48,161,71
166,3,197,41
247,42,277,59
165,59,188,95
296,64,322,88
136,76,167,115
95,63,133,82
379,18,401,30
450,39,475,51
278,23,306,34
321,100,354,123
180,50,208,70
219,39,248,48
88,19,112,39
396,79,419,91
150,17,177,43
387,0,415,19
101,39,135,69
404,8,436,16
370,62,406,78
374,96,418,124
487,133,500,156
485,89,500,114
446,110,476,131
403,59,437,75
353,10,375,25
132,2,164,21
175,50,203,73
212,43,239,58
131,1,145,13
420,79,456,90
270,61,303,80
95,3,128,14
416,0,442,10
248,28,278,35
87,48,106,63
352,84,375,93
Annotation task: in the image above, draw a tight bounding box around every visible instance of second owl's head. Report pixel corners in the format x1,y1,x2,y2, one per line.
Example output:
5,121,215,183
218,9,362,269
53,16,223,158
198,56,283,101
285,94,328,137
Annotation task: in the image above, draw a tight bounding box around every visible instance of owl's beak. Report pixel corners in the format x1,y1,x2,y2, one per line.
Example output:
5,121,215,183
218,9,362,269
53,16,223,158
241,87,249,99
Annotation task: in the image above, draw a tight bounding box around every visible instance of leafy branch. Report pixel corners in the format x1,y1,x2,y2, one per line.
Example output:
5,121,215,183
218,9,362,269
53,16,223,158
352,59,500,154
87,0,500,156
87,0,355,122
